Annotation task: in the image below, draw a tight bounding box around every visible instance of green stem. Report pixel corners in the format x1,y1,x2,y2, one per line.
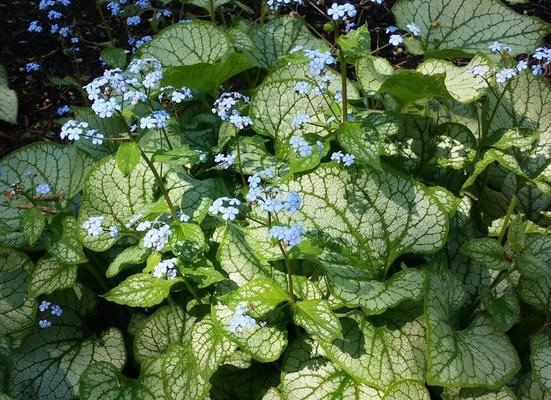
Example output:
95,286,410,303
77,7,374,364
235,140,247,187
260,0,267,24
277,241,296,306
183,280,203,304
209,0,216,22
115,110,179,221
139,147,179,221
498,193,518,243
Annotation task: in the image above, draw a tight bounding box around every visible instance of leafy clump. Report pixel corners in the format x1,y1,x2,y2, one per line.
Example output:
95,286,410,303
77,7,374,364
1,0,550,399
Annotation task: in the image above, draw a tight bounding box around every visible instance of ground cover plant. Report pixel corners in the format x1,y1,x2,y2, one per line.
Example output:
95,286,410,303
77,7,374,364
1,0,551,399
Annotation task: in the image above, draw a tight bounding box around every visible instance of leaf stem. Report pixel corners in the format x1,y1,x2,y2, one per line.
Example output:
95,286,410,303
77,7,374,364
95,2,114,44
116,111,179,221
235,139,247,187
498,193,518,243
183,280,203,304
278,241,296,307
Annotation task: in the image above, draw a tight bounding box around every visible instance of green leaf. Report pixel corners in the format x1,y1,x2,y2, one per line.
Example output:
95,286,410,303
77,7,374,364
134,305,195,363
209,353,280,400
320,310,426,390
188,0,231,12
379,71,452,107
150,343,210,400
219,277,290,315
434,122,477,169
337,24,371,61
179,264,225,288
0,247,35,340
138,20,232,67
382,380,430,400
507,215,526,253
531,334,551,392
515,373,549,400
115,142,141,176
461,238,510,270
0,65,17,124
516,234,551,280
191,317,236,377
100,47,127,69
518,274,551,313
46,216,88,264
9,286,126,400
169,223,205,263
78,157,156,251
72,107,126,159
294,299,342,343
392,0,550,56
284,165,448,276
356,56,394,95
321,255,426,315
417,56,489,103
250,78,329,155
444,387,517,400
27,257,77,298
489,73,551,179
0,143,94,247
79,361,157,400
425,271,520,388
479,285,520,332
281,338,384,400
165,170,218,223
230,16,322,69
228,136,288,176
106,244,149,278
211,302,288,362
338,121,382,169
216,223,272,286
104,273,181,307
163,52,255,92
20,207,45,246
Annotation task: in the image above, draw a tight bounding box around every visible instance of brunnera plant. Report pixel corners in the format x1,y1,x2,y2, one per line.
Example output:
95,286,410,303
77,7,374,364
1,0,551,399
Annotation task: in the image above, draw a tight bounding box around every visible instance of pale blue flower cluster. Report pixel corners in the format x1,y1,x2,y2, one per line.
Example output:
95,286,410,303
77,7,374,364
214,154,236,170
290,135,313,157
38,300,63,329
82,216,105,236
331,151,355,166
229,304,257,335
212,92,253,130
140,110,170,129
269,223,305,247
60,120,104,144
128,219,172,251
327,3,356,22
153,258,178,279
209,197,241,221
30,0,79,52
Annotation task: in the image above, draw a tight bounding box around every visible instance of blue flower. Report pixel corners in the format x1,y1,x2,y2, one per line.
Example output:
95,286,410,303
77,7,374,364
127,16,141,26
51,304,63,317
39,319,52,328
57,105,71,115
28,21,43,33
26,62,41,73
48,10,63,20
36,183,51,195
284,191,301,213
39,300,51,312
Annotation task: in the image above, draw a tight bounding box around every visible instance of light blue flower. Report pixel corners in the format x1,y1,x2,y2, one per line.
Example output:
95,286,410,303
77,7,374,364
51,304,63,317
36,183,51,195
39,319,52,328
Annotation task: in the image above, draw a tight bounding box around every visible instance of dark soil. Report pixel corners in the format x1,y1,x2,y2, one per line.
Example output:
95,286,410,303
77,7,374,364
1,0,549,157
